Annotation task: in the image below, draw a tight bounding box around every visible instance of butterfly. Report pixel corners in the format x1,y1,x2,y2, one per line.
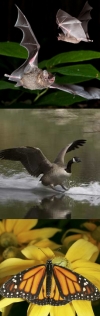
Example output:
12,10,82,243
0,259,100,305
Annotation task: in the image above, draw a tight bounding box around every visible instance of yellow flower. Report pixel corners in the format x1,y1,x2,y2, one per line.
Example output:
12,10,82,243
61,221,100,253
0,220,61,262
0,240,100,316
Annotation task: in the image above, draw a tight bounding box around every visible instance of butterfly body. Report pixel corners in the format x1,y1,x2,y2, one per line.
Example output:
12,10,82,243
0,259,100,306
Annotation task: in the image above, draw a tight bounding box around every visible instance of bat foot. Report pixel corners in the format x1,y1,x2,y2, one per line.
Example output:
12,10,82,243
4,74,21,80
4,74,10,77
88,39,93,42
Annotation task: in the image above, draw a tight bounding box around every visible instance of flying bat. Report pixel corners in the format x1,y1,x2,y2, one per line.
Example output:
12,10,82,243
0,139,86,191
4,5,100,100
56,1,93,43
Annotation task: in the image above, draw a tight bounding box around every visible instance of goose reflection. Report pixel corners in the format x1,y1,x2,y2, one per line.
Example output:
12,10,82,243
24,194,71,219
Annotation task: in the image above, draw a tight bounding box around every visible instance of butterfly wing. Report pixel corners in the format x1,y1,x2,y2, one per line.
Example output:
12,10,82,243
0,265,46,302
50,265,100,305
0,263,100,306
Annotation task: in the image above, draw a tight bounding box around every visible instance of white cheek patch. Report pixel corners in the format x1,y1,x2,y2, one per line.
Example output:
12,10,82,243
73,157,76,163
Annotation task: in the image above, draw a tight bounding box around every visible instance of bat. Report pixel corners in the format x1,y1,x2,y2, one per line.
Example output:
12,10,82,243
56,1,93,43
4,5,100,100
4,5,55,90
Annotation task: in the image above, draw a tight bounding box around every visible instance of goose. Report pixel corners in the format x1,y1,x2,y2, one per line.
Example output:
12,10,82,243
0,139,86,191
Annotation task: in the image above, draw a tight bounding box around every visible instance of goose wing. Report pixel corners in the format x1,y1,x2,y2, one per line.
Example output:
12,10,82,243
54,139,86,165
0,147,52,176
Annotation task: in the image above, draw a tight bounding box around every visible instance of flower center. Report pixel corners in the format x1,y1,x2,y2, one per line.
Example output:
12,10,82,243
0,232,18,248
3,246,25,260
52,256,72,269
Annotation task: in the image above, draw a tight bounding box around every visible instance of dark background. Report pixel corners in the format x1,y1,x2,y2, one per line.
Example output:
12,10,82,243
0,0,100,107
0,0,100,59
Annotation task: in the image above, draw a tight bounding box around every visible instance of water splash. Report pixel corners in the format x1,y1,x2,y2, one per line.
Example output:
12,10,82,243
0,173,100,205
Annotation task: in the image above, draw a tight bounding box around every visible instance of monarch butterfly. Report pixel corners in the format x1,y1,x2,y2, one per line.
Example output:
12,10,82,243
0,258,100,306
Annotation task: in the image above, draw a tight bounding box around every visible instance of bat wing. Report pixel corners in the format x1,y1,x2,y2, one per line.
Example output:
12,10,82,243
51,83,100,99
56,9,86,40
78,1,92,34
85,87,100,99
7,5,40,83
51,83,92,99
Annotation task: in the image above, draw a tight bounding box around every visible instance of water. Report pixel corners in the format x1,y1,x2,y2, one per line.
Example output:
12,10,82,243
0,109,100,218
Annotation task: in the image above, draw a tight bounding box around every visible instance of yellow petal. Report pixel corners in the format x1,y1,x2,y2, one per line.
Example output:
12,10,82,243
4,220,18,233
72,260,100,272
66,239,99,262
32,239,60,250
0,298,23,308
2,304,13,316
62,229,85,243
22,246,54,260
27,304,51,316
17,228,61,243
81,222,97,232
0,221,5,234
62,234,82,247
0,258,36,278
13,220,38,235
72,300,95,316
52,304,75,316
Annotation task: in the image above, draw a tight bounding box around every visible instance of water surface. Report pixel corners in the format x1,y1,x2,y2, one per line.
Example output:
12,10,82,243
0,109,100,218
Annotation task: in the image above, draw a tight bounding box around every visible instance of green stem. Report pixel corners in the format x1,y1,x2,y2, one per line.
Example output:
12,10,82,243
34,88,48,102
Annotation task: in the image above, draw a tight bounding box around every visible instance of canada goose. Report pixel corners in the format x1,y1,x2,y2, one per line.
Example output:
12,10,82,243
0,139,86,191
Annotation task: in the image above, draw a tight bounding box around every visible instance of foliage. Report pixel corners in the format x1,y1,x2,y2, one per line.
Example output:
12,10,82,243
0,42,100,106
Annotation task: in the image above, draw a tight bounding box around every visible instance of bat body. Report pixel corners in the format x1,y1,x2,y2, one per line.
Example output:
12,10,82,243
16,69,55,90
56,1,93,43
4,6,100,100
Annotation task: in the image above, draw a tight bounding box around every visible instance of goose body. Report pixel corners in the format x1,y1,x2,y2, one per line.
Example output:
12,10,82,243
0,139,86,191
41,163,71,186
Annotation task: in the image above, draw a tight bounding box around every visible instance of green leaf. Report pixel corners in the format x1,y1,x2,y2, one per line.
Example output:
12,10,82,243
0,43,100,69
50,64,100,80
35,90,85,106
55,75,92,84
0,80,20,90
44,51,100,68
0,42,27,58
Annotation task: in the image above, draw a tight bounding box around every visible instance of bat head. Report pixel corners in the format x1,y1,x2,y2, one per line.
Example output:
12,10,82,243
42,70,55,85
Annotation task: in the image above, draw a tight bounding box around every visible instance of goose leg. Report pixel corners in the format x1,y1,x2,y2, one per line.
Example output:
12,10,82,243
50,184,63,193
